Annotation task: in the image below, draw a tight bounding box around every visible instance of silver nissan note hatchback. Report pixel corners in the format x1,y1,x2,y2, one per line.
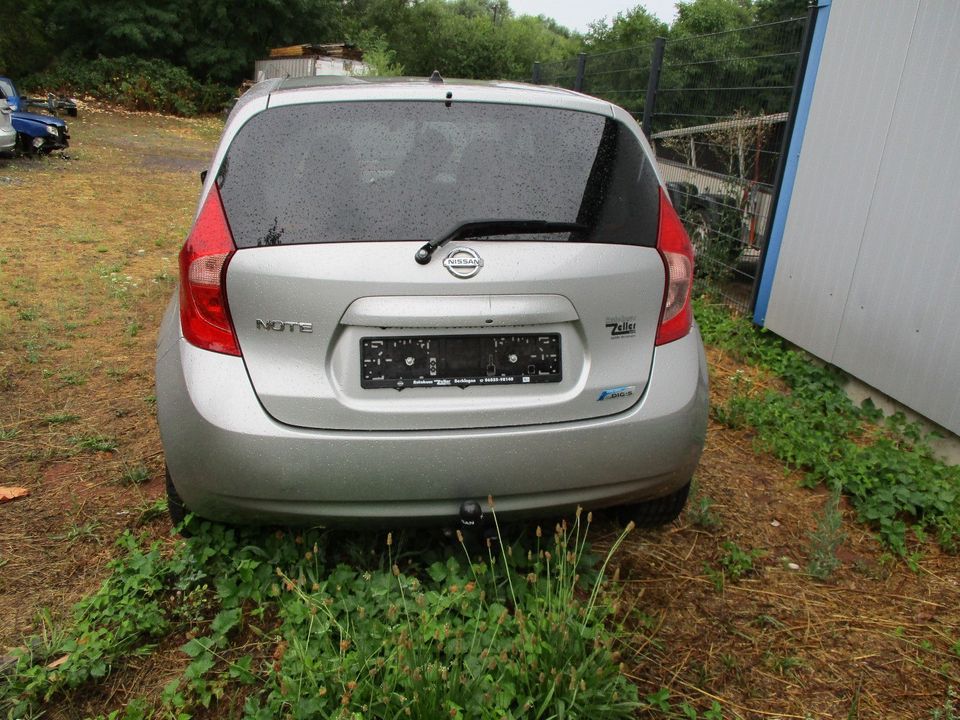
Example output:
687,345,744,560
155,75,708,528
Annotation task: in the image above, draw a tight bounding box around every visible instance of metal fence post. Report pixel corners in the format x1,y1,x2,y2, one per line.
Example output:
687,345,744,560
642,37,666,138
574,53,587,92
532,62,541,84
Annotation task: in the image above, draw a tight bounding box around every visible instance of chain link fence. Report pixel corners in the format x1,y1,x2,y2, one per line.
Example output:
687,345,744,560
535,47,653,121
533,54,582,89
532,16,811,313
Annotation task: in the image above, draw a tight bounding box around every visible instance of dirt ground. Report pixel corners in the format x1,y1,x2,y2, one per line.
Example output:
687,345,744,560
0,107,957,719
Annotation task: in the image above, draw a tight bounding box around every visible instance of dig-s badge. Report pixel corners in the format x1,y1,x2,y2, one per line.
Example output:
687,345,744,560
598,385,637,401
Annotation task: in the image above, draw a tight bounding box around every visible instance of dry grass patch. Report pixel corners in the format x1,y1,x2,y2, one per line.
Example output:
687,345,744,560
0,109,219,645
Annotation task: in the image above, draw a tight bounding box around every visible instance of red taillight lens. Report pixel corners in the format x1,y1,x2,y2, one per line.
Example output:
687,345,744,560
655,188,695,346
178,185,240,356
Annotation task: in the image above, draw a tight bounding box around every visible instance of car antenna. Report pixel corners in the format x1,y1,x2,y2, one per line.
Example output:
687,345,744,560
428,70,444,83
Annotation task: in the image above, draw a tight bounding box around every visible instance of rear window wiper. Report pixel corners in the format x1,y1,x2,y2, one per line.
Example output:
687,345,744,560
415,219,588,265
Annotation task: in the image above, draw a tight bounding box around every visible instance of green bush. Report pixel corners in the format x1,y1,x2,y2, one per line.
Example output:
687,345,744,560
25,56,234,116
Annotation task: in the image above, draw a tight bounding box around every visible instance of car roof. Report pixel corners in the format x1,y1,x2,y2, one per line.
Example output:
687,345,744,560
255,75,613,117
274,75,580,97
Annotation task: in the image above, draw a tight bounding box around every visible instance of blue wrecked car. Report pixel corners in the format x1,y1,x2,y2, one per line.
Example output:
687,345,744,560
0,76,70,153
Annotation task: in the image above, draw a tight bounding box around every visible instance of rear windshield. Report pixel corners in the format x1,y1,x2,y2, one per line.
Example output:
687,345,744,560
217,100,660,248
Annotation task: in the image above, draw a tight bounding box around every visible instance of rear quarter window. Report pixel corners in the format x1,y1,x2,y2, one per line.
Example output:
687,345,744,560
217,100,660,248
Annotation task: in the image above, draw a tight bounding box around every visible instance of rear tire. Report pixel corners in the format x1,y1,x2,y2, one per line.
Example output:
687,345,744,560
165,467,190,534
617,481,691,528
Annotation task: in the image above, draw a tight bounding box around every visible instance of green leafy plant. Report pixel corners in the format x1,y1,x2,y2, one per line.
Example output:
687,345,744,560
3,535,170,715
54,520,103,546
931,687,959,720
2,509,641,719
354,33,405,77
719,540,763,581
58,370,87,386
134,498,168,525
686,479,720,529
703,562,725,592
696,298,960,554
119,465,150,486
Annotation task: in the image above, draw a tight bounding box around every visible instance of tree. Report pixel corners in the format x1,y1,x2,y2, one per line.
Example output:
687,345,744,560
382,0,576,80
671,0,755,37
6,0,579,92
0,0,53,77
179,0,344,83
40,0,343,84
754,0,811,23
582,6,668,52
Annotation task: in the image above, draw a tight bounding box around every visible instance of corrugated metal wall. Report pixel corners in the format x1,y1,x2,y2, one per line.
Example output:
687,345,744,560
764,0,960,436
254,58,316,81
253,58,370,81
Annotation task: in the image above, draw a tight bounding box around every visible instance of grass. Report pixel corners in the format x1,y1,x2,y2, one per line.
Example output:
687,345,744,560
69,434,118,453
42,412,80,425
686,479,720,530
808,486,846,581
1,512,641,719
119,464,151,486
931,687,959,719
58,370,87,386
54,520,104,546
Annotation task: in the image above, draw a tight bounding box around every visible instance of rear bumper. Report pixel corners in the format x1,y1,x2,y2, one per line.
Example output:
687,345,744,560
156,323,708,526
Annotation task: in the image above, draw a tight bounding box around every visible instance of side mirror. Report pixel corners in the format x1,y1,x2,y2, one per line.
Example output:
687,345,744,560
200,170,208,185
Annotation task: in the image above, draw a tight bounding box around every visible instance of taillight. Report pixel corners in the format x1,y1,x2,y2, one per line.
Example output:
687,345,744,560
655,188,695,346
178,185,240,356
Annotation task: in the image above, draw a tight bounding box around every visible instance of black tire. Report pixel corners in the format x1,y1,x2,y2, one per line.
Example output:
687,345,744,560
18,134,46,157
165,467,190,534
617,482,691,529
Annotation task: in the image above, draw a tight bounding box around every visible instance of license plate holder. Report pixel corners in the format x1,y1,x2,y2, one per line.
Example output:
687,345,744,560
361,333,561,389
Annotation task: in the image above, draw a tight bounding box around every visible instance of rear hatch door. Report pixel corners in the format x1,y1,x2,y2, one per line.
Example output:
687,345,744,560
218,95,665,431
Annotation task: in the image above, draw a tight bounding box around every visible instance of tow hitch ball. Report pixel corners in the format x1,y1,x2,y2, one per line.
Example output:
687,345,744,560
458,500,484,528
443,500,495,545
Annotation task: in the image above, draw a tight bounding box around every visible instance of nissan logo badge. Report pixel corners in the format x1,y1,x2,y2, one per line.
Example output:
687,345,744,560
442,247,484,279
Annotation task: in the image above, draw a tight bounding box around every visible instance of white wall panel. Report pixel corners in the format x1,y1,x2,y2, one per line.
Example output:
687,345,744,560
765,0,960,435
764,0,920,360
831,0,960,433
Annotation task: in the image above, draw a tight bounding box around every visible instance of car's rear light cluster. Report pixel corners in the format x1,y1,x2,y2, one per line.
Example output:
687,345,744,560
178,184,241,356
655,188,695,346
